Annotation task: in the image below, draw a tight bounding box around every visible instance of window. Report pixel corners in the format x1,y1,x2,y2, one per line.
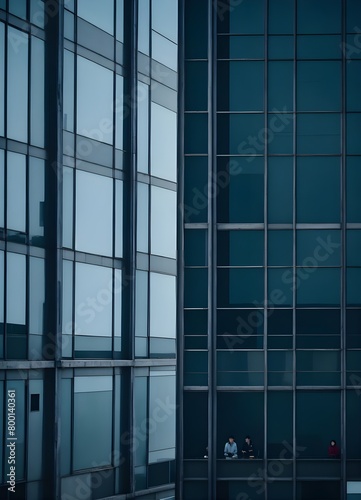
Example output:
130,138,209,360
217,230,264,267
31,37,45,147
0,23,4,136
151,103,177,182
268,157,293,223
75,263,112,337
152,32,177,71
73,376,113,470
137,183,149,253
7,152,26,233
137,82,149,173
297,62,341,111
75,170,113,256
150,186,176,259
150,273,176,339
218,268,264,307
77,56,113,144
152,0,178,42
297,0,341,34
148,371,176,462
7,27,28,142
217,62,264,111
77,0,114,35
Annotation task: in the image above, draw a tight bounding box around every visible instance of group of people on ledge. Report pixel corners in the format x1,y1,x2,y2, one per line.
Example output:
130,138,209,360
203,437,340,460
223,435,255,459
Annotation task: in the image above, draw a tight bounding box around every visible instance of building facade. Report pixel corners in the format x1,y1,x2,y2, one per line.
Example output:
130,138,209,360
0,0,178,499
179,0,361,499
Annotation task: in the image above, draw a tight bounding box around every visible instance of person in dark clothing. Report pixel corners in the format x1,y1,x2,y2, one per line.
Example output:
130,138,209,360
328,440,340,458
241,435,255,459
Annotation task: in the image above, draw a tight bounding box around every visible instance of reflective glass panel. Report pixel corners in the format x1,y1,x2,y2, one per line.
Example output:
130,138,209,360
217,230,264,266
116,0,124,42
297,61,341,111
268,61,293,112
151,103,177,182
185,229,208,266
137,183,149,253
31,36,45,147
0,150,4,227
7,27,28,142
296,268,340,306
0,23,4,136
297,0,341,33
268,0,294,34
29,257,45,335
347,230,361,266
7,152,26,233
297,230,341,267
185,61,207,111
347,157,361,222
218,62,264,111
150,273,176,339
137,82,149,173
268,157,293,223
149,373,176,462
268,268,293,307
73,376,113,470
218,268,264,307
9,0,27,19
63,50,74,132
268,230,293,266
152,0,177,42
78,0,114,35
217,157,264,223
347,61,361,111
7,253,26,326
75,263,112,336
150,186,176,259
135,271,148,337
115,179,123,258
297,114,341,154
75,170,113,256
138,0,150,55
29,157,45,244
296,157,340,223
347,268,361,306
62,167,73,249
152,32,177,71
219,0,265,34
77,56,113,144
115,75,124,150
297,35,341,59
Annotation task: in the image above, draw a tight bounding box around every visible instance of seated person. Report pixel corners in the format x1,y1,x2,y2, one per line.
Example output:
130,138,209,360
328,440,340,458
224,435,238,459
241,435,255,459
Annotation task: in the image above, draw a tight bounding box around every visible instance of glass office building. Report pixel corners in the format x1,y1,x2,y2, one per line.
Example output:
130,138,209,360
0,0,178,498
179,0,361,499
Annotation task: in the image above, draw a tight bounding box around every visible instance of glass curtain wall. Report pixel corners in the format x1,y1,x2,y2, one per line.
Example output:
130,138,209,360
180,0,361,499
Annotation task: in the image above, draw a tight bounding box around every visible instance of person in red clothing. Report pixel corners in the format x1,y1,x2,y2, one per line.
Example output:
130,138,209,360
328,440,340,458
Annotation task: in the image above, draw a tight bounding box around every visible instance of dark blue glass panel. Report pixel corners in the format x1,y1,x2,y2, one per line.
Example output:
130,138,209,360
347,61,361,111
297,0,341,34
297,35,342,59
268,0,294,34
218,0,265,35
296,157,340,223
217,268,264,307
217,35,264,59
217,230,264,266
346,157,361,222
268,61,293,111
347,230,361,266
268,36,294,59
217,157,264,223
297,230,341,267
185,0,207,58
267,114,293,154
218,61,264,111
184,156,208,223
217,114,265,155
297,61,341,111
184,268,208,308
347,113,361,154
296,268,340,306
268,268,293,307
185,61,208,111
268,230,293,266
185,229,208,266
346,0,361,33
184,113,208,154
347,268,361,306
268,157,293,223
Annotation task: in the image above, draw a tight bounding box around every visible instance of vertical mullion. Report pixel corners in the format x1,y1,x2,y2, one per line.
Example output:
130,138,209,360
341,0,347,498
292,1,297,498
264,1,269,496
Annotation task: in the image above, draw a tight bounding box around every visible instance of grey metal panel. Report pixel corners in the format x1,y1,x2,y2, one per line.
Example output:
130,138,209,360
77,19,115,61
151,82,178,112
150,176,177,191
136,252,150,270
76,45,115,71
150,255,177,276
151,60,178,91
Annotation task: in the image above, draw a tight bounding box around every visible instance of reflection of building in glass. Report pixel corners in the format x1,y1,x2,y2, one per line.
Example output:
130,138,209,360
179,1,361,499
0,1,177,498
